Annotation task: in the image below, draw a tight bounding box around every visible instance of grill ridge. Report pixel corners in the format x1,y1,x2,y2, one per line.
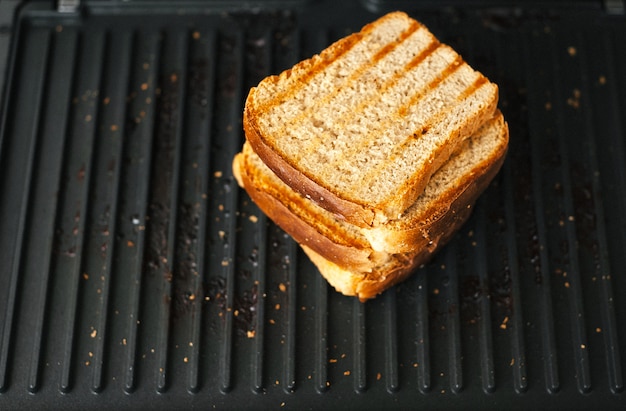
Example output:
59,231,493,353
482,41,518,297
549,31,592,394
86,28,133,394
0,27,51,393
444,242,462,394
24,27,75,394
118,29,161,394
182,28,217,394
522,30,561,395
584,31,625,394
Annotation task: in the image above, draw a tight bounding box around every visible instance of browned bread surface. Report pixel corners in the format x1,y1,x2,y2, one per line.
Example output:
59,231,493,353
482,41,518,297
234,112,509,299
244,11,499,227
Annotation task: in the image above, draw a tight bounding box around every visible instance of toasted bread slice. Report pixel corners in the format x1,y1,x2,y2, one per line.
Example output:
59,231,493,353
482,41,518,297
234,111,508,277
300,245,429,302
244,11,499,227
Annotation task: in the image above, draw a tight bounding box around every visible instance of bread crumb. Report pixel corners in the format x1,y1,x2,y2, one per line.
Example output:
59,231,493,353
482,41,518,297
598,75,607,85
249,215,258,223
567,46,577,56
376,372,382,381
83,273,89,280
596,327,602,333
279,283,287,292
344,370,351,376
247,330,256,339
564,281,570,288
90,329,97,338
545,101,552,111
510,358,515,366
184,357,189,363
275,304,280,310
214,171,223,178
432,288,439,295
127,240,135,247
329,358,337,363
500,316,509,330
567,88,581,109
581,344,586,349
140,83,148,91
192,31,201,40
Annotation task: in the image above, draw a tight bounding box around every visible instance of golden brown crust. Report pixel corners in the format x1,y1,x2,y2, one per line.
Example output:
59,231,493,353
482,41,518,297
234,148,376,272
379,83,499,219
364,112,508,253
301,245,430,301
243,111,379,227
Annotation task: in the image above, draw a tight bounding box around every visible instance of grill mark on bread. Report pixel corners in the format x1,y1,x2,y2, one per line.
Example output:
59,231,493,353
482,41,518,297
397,54,464,117
404,38,441,71
359,79,496,206
458,75,488,100
319,53,466,184
254,33,363,113
297,40,443,162
372,20,422,62
253,12,409,114
273,21,423,137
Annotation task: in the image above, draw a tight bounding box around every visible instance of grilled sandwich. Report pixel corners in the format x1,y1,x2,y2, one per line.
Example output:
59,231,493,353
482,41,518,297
234,112,508,300
243,11,499,227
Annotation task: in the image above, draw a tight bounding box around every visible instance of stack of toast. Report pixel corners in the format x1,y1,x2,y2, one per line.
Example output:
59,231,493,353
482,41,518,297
233,11,509,301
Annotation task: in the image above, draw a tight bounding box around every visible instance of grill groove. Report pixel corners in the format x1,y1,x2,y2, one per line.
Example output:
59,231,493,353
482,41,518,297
85,29,132,394
582,31,624,394
522,29,560,395
25,28,76,394
0,27,51,393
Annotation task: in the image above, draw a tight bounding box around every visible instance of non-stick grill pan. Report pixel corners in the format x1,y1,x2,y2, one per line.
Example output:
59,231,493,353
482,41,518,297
1,1,626,409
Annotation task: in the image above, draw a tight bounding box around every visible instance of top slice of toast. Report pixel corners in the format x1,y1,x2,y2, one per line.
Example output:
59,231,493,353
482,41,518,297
244,11,499,227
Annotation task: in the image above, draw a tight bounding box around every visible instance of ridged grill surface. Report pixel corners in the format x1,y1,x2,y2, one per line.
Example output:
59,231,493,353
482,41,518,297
1,2,626,410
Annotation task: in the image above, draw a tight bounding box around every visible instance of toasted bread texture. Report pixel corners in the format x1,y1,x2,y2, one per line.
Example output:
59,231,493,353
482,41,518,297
244,11,499,227
234,112,509,299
